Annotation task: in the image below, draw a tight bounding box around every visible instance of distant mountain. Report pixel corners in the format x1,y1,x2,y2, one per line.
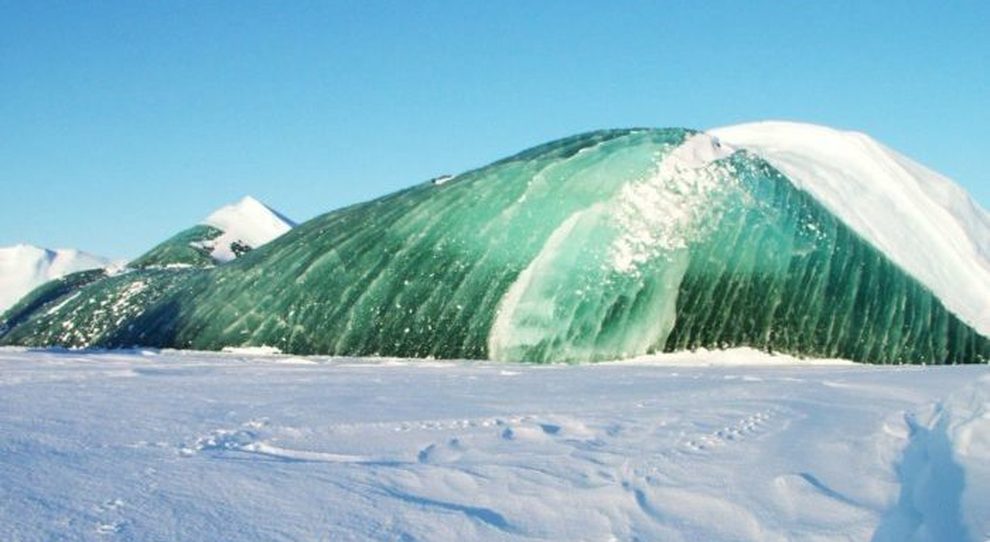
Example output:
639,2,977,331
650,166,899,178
1,125,987,364
0,245,111,312
130,196,295,269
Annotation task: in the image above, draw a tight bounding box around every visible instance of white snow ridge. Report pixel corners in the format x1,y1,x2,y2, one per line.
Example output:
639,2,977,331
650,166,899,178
201,195,296,262
709,121,990,336
0,244,111,312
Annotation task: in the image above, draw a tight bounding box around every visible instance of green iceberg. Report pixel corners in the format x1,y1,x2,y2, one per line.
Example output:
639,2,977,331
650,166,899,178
2,128,987,363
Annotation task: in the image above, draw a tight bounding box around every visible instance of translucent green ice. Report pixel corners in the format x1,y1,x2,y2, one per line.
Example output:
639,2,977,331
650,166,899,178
2,129,987,363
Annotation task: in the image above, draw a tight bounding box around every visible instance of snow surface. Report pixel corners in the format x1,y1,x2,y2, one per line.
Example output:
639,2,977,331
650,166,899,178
200,196,296,262
1,347,987,541
0,244,111,312
709,121,990,336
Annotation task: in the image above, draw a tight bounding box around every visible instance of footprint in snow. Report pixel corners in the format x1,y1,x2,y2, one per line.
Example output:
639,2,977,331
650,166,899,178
182,422,379,464
681,408,779,453
179,428,258,456
95,521,124,535
417,438,466,464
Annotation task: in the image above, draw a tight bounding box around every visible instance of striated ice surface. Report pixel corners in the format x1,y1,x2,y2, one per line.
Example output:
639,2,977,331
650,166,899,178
1,127,987,364
711,121,990,336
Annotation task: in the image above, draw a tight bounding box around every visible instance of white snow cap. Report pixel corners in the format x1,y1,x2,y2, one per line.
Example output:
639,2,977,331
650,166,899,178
201,196,296,263
709,121,990,335
0,244,111,312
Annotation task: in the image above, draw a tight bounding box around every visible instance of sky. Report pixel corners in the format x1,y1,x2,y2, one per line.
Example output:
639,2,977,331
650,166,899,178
2,1,988,259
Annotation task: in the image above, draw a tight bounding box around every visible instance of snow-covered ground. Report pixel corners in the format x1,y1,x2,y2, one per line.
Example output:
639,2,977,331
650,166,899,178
1,348,987,541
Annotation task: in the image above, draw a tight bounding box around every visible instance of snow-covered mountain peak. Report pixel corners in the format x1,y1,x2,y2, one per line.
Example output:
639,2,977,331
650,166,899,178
199,196,296,263
0,244,112,312
709,121,990,336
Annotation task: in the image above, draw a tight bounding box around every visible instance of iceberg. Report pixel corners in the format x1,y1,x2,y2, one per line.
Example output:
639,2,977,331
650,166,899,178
130,196,296,269
0,244,112,312
1,126,987,364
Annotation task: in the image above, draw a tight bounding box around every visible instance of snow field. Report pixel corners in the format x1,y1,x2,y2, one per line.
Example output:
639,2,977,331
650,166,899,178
0,348,986,541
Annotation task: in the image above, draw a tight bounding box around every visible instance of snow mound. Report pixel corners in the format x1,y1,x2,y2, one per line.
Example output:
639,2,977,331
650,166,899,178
621,347,854,367
709,121,990,336
943,374,990,537
873,373,990,540
0,244,111,312
200,196,296,262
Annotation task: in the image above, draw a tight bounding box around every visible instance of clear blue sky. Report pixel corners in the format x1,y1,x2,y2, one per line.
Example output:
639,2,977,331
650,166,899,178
2,1,987,258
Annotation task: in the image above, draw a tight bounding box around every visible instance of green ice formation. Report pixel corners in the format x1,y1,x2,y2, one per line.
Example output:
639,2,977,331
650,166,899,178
129,224,224,269
2,128,987,363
